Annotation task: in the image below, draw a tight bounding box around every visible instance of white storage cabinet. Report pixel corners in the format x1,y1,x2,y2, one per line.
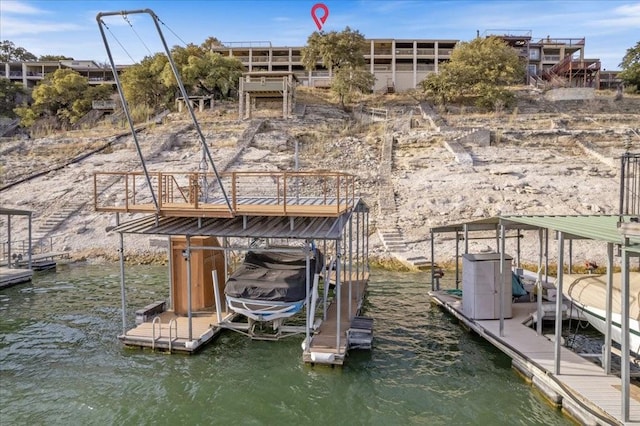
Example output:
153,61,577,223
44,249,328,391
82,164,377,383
462,253,513,320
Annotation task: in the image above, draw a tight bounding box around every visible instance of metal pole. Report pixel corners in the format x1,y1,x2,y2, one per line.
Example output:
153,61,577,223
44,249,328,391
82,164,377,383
186,236,193,341
536,228,543,335
554,231,564,375
348,217,353,319
27,214,32,270
622,248,630,422
430,229,435,291
455,231,460,290
7,215,11,269
499,223,505,337
96,12,159,212
305,247,311,345
335,250,342,354
604,243,613,374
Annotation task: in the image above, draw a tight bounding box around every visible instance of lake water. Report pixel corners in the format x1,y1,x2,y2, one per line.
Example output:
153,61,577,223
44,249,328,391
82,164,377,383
0,263,574,425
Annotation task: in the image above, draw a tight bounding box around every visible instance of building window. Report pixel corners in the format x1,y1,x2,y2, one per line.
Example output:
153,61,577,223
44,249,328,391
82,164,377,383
529,49,540,60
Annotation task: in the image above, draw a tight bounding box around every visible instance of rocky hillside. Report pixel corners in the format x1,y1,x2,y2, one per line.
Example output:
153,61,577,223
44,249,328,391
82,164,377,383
0,88,638,266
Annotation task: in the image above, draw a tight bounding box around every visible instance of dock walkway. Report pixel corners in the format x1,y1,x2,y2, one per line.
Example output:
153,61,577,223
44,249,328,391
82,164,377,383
304,272,370,365
430,291,640,425
0,267,33,288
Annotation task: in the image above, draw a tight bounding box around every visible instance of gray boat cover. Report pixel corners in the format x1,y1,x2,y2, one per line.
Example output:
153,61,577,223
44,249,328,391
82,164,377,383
224,250,323,302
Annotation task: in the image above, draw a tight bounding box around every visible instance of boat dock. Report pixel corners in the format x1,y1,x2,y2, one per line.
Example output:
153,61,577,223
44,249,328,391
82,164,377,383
120,309,235,353
430,291,640,425
303,272,371,365
0,267,33,289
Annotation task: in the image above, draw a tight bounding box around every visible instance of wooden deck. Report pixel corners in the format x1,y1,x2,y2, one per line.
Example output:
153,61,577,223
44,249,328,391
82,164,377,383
304,271,370,365
430,291,640,425
120,309,234,353
0,267,33,288
94,170,357,218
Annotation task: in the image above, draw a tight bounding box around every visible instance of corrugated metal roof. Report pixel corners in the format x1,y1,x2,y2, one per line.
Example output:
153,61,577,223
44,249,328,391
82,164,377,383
111,212,352,240
431,214,640,253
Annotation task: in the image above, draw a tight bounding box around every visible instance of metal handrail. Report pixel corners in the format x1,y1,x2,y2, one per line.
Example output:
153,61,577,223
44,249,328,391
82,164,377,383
151,316,161,350
93,170,357,215
168,318,177,353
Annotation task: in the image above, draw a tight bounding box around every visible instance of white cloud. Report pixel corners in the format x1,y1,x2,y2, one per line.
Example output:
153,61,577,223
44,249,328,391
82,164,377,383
0,16,83,37
0,0,46,15
589,2,640,30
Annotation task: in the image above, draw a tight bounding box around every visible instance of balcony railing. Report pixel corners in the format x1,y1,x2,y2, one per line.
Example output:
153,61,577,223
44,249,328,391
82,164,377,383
93,171,356,218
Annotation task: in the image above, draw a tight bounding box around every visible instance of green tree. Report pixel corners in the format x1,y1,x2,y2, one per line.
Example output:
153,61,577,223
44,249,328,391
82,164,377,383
201,36,224,50
619,41,640,93
38,55,74,61
0,78,26,117
0,40,37,61
420,36,525,110
301,27,374,107
14,68,111,128
120,53,172,111
332,67,375,107
181,52,244,99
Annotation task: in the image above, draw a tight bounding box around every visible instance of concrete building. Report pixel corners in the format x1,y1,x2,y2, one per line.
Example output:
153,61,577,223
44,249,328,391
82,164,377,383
0,59,123,89
1,33,609,93
211,39,458,92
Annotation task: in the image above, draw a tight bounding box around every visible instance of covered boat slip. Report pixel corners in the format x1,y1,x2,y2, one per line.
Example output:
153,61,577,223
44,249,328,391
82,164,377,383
303,271,370,365
110,198,370,364
429,291,640,425
429,214,640,424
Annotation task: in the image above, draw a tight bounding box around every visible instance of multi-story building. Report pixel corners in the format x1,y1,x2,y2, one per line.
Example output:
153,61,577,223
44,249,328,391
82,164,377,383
211,38,458,92
0,59,122,89
485,30,600,88
1,33,606,94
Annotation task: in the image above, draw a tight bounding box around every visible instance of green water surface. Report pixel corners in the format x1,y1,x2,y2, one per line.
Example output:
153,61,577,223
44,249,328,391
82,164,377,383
0,263,572,425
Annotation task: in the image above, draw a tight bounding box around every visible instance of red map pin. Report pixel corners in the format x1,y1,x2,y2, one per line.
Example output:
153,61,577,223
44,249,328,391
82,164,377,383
311,3,329,31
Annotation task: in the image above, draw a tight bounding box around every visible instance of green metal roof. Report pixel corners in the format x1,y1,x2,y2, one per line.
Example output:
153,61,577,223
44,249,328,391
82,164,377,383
430,214,640,253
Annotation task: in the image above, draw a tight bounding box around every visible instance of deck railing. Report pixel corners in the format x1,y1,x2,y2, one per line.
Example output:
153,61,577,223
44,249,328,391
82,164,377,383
93,171,356,217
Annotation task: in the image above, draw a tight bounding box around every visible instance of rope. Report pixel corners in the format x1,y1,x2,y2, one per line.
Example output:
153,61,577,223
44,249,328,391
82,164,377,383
122,13,153,57
156,16,189,47
98,19,137,64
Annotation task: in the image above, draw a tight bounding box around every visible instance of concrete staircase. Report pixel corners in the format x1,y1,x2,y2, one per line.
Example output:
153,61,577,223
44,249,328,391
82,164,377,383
32,202,85,248
376,109,430,269
377,226,431,269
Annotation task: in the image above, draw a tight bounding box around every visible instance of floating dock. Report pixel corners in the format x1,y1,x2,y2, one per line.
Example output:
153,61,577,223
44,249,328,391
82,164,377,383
0,267,33,289
430,291,640,425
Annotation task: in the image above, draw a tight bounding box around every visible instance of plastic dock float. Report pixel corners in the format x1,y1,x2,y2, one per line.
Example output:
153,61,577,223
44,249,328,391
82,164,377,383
348,316,374,350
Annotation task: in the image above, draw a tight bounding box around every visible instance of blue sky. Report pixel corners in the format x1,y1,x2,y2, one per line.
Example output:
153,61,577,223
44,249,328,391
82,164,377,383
1,0,638,71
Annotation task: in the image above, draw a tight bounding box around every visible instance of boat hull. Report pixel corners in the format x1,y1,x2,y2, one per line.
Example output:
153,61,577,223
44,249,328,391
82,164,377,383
563,272,640,354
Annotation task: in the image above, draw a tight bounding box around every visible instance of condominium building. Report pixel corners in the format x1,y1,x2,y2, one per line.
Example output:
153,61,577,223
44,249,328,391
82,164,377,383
1,32,603,93
486,30,599,87
0,59,122,89
211,39,458,92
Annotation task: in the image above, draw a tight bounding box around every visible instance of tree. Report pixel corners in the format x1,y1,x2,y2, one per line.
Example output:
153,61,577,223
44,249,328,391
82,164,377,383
0,40,37,62
181,52,244,99
120,53,172,111
14,68,111,128
419,36,525,110
301,27,374,107
201,36,224,50
39,55,74,61
332,67,375,107
0,79,26,117
619,41,640,93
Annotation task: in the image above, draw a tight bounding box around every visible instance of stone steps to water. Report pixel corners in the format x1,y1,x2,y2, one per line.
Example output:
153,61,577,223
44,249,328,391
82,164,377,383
32,202,85,245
